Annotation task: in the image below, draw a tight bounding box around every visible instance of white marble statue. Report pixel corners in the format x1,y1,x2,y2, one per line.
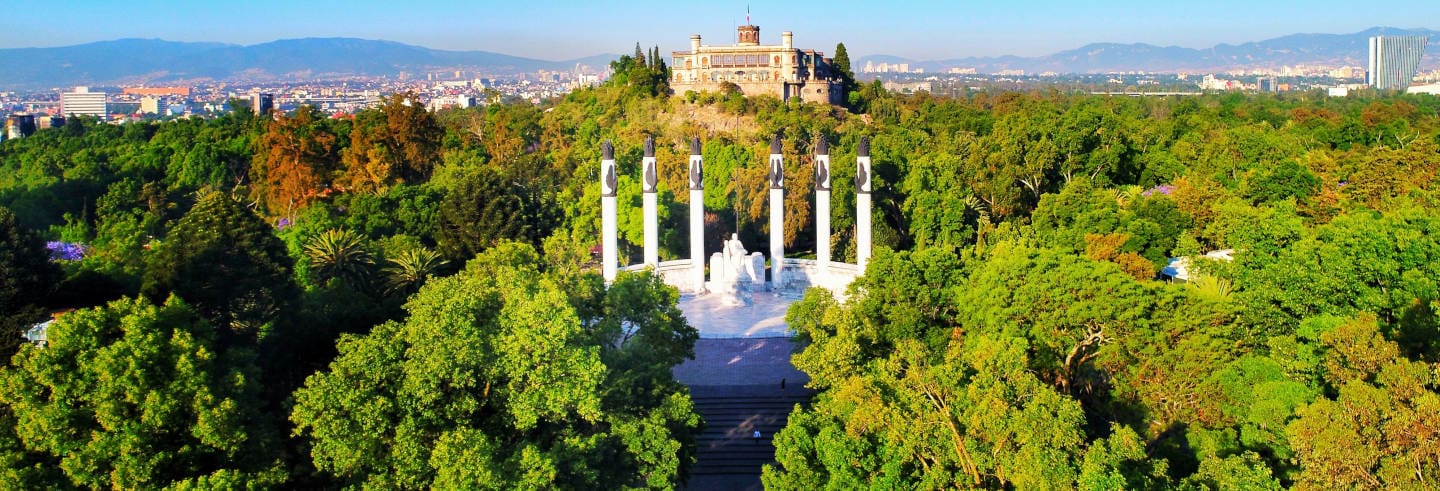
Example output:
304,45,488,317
708,234,765,305
724,233,747,271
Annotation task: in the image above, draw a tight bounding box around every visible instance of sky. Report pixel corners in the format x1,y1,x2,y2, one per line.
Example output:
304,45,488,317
3,0,1437,61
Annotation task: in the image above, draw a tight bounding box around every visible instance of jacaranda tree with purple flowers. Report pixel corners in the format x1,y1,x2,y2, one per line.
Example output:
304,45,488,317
44,241,85,262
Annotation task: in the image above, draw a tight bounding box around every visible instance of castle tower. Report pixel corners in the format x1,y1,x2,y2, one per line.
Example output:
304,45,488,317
737,25,760,46
768,133,785,289
600,140,618,282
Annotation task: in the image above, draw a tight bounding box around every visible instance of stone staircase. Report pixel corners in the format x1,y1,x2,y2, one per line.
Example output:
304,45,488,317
686,385,814,489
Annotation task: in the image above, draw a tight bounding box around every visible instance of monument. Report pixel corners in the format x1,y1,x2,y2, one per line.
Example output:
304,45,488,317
768,134,785,289
708,233,765,306
689,137,706,292
642,137,659,267
814,138,831,275
856,137,872,271
599,134,874,337
600,140,618,281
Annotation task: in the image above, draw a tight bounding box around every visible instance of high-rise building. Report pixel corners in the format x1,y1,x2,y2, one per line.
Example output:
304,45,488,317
139,97,168,115
5,114,36,140
1258,77,1278,93
1368,35,1428,90
250,93,274,116
39,115,65,130
60,87,107,117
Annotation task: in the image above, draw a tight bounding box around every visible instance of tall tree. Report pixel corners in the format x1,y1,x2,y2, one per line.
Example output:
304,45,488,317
290,243,699,489
339,92,443,192
143,192,298,340
251,105,339,216
0,207,59,358
435,168,557,262
1287,313,1440,489
0,297,285,489
766,336,1088,488
832,43,857,94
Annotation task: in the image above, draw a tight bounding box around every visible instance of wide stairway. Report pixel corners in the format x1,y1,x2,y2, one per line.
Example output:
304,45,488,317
674,338,813,490
690,385,813,480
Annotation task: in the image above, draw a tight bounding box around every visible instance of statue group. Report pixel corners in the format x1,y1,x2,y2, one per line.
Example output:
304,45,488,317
709,233,765,305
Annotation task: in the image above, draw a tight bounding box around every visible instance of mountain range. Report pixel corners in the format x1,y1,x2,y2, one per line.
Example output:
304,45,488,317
3,27,1439,90
856,27,1440,74
0,38,618,90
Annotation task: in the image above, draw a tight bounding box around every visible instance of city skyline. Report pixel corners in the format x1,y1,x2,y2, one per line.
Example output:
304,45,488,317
4,0,1439,61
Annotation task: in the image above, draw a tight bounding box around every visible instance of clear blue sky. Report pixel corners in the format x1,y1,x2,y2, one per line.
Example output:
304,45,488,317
3,0,1436,60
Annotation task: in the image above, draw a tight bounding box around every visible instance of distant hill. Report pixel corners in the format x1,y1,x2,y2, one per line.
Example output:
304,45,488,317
9,27,1439,89
858,27,1440,74
0,38,618,90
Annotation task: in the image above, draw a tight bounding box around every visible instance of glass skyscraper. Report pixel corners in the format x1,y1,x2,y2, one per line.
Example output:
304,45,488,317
1368,35,1428,90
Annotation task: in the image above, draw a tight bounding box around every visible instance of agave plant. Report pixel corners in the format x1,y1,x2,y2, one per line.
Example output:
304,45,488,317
384,247,448,296
304,228,375,287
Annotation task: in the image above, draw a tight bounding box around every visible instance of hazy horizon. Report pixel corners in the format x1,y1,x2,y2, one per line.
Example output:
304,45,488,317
3,0,1437,61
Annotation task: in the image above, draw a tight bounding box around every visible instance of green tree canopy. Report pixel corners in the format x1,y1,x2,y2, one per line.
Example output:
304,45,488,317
0,207,60,358
0,296,285,489
435,168,558,263
142,191,298,340
290,242,699,489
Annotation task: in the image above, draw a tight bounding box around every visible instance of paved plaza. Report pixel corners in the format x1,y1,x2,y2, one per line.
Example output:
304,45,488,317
676,291,796,338
673,337,808,387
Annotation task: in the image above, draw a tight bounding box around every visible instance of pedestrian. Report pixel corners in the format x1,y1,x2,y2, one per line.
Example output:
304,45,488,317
753,430,762,445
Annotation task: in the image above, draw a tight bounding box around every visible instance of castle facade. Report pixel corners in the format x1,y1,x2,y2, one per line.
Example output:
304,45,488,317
670,25,842,104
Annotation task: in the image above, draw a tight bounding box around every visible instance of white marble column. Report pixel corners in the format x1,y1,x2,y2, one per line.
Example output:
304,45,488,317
768,134,784,289
814,139,831,274
688,137,706,292
642,137,659,268
600,140,618,282
856,137,873,272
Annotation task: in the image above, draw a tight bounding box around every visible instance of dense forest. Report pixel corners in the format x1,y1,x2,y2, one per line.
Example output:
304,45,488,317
1,50,1439,488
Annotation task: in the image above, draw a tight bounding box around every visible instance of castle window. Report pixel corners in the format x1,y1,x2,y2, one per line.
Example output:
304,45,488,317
773,55,780,65
701,57,707,65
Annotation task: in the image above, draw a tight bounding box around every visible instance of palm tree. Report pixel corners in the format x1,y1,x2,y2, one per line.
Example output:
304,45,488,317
1186,274,1233,302
384,247,447,296
304,229,374,288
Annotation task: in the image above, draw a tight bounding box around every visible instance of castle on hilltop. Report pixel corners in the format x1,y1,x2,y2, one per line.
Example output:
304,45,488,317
670,25,842,104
